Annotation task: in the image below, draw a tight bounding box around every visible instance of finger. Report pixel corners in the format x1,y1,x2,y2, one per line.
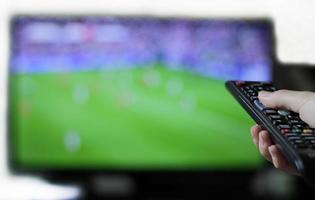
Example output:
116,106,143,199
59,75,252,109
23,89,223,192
268,145,300,175
258,90,314,113
258,130,273,162
251,125,261,146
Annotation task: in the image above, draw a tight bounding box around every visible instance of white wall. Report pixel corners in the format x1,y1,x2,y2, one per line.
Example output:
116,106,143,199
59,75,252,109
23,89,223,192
1,0,315,193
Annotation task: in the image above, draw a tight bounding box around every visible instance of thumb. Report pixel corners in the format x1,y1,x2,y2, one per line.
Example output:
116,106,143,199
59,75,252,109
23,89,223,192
258,90,314,113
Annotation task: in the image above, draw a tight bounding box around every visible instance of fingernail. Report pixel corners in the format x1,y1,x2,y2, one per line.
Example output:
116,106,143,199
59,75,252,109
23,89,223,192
259,91,272,98
261,131,268,140
268,146,274,155
259,134,265,147
268,146,279,168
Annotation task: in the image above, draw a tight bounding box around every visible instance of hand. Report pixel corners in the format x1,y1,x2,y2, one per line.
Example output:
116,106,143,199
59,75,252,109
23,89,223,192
251,89,315,175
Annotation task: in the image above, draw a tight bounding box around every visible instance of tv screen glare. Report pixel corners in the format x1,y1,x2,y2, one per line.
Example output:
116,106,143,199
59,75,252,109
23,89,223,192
9,16,272,170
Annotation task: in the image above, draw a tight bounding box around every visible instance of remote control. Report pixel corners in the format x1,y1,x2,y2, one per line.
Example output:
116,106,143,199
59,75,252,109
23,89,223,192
226,80,315,183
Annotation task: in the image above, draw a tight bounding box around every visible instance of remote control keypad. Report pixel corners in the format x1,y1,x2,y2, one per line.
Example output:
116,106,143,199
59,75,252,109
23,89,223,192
237,82,315,150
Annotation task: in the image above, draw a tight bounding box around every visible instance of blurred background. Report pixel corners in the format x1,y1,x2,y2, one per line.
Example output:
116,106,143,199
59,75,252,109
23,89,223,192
1,0,315,199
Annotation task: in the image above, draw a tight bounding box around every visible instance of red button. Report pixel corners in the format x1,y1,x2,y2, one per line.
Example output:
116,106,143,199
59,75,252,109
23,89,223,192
281,129,291,134
236,81,245,86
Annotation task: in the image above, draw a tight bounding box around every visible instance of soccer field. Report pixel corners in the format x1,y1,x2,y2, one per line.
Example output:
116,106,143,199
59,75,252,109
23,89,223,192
10,65,262,169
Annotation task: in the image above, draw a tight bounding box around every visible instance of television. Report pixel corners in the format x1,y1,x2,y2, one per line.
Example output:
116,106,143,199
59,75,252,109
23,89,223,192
8,15,274,175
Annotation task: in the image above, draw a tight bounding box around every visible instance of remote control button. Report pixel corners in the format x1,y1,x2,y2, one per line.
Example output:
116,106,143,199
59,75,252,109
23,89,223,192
288,136,301,140
293,124,304,129
244,86,251,90
301,133,313,137
240,88,246,93
250,96,258,101
272,119,287,125
292,128,302,133
247,89,254,93
257,86,264,91
264,109,277,115
287,115,299,120
303,129,313,133
281,128,291,134
294,140,304,144
254,100,266,111
285,133,299,137
269,115,281,120
303,137,315,141
246,92,257,97
278,124,291,129
278,110,290,116
289,119,300,124
246,93,252,98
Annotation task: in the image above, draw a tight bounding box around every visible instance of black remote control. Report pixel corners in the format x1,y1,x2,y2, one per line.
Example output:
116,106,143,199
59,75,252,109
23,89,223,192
225,80,315,183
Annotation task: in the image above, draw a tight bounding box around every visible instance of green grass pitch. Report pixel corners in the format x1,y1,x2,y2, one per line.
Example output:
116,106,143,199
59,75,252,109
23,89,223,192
10,65,262,170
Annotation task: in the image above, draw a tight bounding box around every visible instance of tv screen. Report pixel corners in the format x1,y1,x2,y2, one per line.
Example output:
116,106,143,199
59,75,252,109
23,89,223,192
9,16,273,171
